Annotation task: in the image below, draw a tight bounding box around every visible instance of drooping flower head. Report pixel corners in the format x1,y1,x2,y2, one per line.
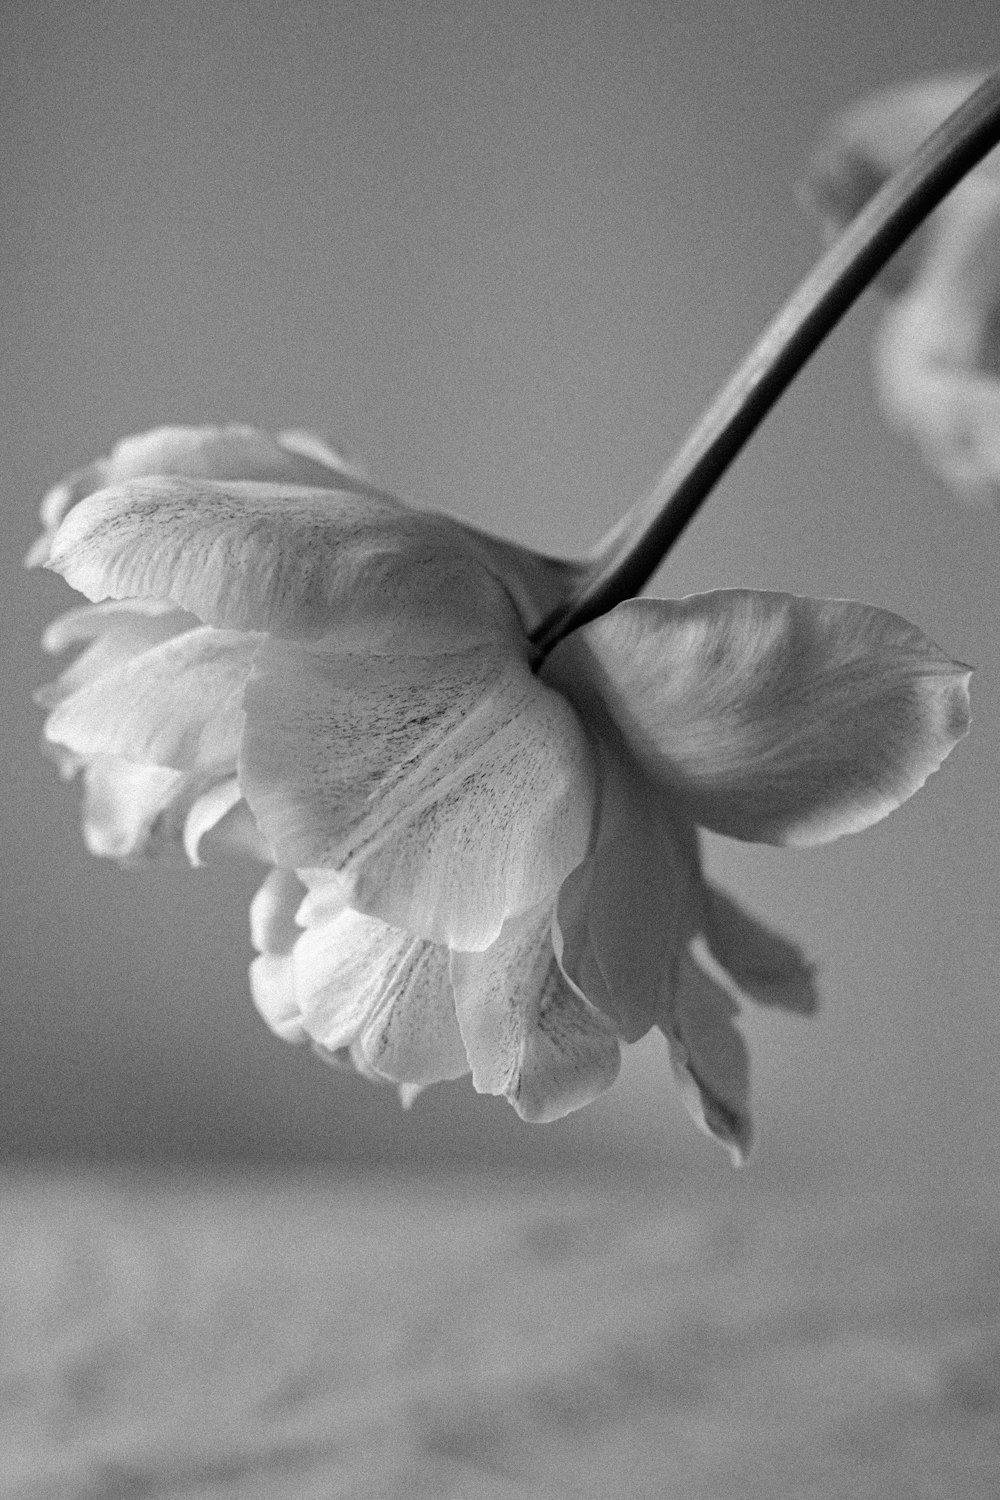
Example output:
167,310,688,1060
807,75,1000,502
36,426,971,1160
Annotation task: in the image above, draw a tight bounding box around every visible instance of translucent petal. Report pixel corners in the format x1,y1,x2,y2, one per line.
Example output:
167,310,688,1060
699,884,819,1014
658,949,752,1166
44,627,261,774
47,476,524,646
451,903,621,1123
290,909,468,1085
548,591,971,847
240,639,596,950
554,743,700,1042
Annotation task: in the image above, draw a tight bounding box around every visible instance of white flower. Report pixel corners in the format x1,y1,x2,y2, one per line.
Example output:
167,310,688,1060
807,75,1000,502
37,426,971,1157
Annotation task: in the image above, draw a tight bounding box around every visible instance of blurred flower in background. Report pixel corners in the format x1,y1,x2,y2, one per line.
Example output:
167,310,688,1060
807,74,1000,503
33,426,971,1158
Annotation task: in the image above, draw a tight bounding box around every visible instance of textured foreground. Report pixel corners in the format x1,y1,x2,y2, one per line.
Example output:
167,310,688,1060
4,1164,998,1499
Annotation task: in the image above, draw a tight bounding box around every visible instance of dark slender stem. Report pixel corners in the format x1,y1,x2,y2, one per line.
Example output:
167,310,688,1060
530,70,1000,662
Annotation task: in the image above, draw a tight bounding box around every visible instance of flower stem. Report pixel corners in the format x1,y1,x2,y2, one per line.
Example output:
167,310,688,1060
530,70,1000,662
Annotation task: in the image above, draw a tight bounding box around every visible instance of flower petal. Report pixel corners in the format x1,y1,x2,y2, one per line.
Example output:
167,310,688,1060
554,743,700,1042
548,591,971,847
699,884,819,1014
28,424,364,568
44,626,261,774
288,908,468,1085
248,868,309,1041
873,181,1000,502
37,600,198,710
75,755,187,862
182,778,246,866
659,949,752,1166
807,76,993,245
806,77,1000,500
240,639,596,950
47,476,526,646
451,903,621,1123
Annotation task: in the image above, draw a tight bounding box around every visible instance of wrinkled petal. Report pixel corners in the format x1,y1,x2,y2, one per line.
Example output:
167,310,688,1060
554,742,700,1042
47,476,529,647
699,884,819,1014
44,627,261,774
28,424,362,567
548,591,971,847
659,949,752,1166
285,907,468,1085
240,638,596,950
451,903,621,1123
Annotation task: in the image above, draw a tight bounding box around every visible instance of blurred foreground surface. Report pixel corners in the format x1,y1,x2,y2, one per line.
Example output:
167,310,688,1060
4,1164,998,1500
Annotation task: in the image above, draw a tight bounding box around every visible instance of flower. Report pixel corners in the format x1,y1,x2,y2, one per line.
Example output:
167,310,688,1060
806,75,1000,502
37,425,971,1159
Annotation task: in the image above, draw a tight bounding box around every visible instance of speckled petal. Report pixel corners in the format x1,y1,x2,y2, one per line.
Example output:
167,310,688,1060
549,591,971,847
451,903,621,1123
47,476,526,647
240,639,596,950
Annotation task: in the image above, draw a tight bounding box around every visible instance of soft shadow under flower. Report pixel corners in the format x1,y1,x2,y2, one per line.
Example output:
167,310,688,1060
807,74,1000,502
34,426,971,1159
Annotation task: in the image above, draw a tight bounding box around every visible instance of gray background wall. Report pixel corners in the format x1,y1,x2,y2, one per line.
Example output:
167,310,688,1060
3,0,998,1194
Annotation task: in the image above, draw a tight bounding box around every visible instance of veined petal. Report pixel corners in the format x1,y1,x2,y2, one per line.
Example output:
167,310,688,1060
451,902,620,1123
549,591,971,847
554,743,700,1042
289,908,468,1085
47,477,525,647
240,639,596,950
44,626,261,774
28,424,365,568
659,950,752,1166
